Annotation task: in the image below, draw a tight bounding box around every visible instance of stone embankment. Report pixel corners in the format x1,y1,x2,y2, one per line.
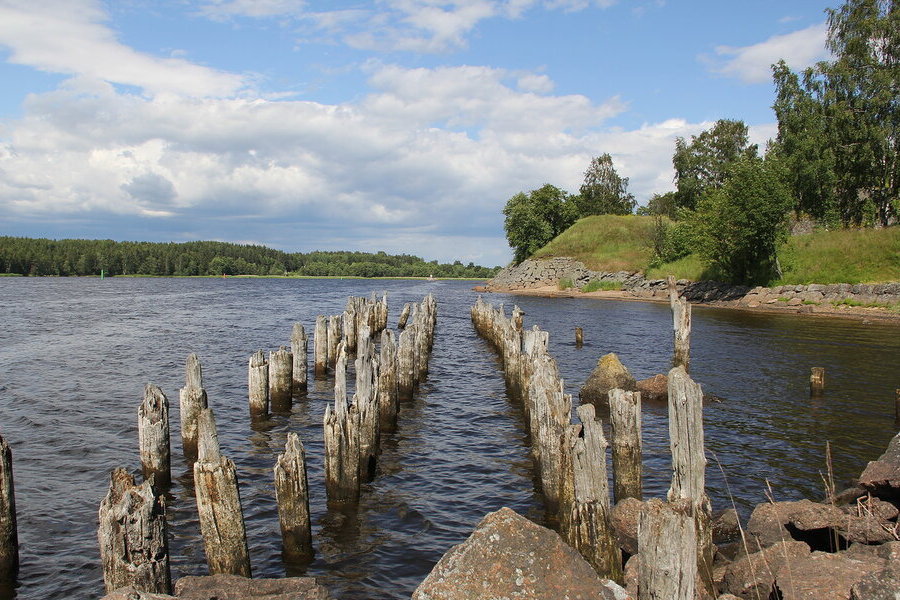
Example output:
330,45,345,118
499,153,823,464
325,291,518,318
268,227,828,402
482,257,900,313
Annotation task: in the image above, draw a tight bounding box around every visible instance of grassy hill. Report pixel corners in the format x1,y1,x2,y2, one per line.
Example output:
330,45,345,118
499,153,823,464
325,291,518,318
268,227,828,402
529,214,900,284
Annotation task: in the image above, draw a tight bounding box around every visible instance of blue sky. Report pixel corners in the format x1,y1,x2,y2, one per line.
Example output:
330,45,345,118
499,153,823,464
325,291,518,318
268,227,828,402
0,0,833,267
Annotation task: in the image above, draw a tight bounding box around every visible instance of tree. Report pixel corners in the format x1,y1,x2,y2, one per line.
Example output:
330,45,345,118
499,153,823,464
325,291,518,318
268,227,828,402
672,119,759,211
689,156,793,284
577,154,636,216
502,184,579,264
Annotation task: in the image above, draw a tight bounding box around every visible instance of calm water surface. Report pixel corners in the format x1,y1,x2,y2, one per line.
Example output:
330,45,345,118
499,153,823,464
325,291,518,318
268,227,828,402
0,277,898,600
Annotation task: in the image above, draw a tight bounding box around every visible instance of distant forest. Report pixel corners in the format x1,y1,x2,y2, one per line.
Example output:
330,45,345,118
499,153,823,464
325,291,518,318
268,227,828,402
0,237,501,278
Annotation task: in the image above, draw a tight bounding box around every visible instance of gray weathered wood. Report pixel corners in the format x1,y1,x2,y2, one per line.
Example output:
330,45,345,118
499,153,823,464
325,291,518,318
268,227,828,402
343,308,357,353
398,302,412,330
327,315,342,368
355,327,380,481
0,435,17,582
179,354,208,460
609,388,642,502
98,468,171,594
668,276,691,371
397,326,417,400
528,353,570,512
290,323,308,393
314,315,328,377
274,432,312,558
810,367,825,396
196,407,221,463
138,384,171,487
323,402,360,503
637,498,696,600
248,350,269,415
378,329,399,431
269,346,293,411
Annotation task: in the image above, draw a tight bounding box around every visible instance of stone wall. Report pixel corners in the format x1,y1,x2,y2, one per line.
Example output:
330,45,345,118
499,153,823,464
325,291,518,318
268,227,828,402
485,257,643,291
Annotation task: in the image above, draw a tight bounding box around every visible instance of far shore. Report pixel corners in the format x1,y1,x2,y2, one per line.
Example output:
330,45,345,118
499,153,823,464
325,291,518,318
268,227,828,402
476,284,900,324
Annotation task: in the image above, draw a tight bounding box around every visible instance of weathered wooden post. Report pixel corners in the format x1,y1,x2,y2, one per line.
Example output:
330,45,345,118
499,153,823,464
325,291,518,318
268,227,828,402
314,315,328,377
194,408,251,577
179,354,208,460
269,346,293,411
397,326,417,400
248,350,269,415
575,326,583,348
327,315,342,367
378,329,399,431
810,367,826,396
343,308,357,354
274,433,312,558
637,498,696,600
0,435,17,582
138,384,171,487
98,468,171,595
895,389,900,424
609,388,642,502
668,276,691,372
355,328,380,481
398,302,412,330
528,353,570,512
324,345,360,503
291,323,308,394
667,366,713,594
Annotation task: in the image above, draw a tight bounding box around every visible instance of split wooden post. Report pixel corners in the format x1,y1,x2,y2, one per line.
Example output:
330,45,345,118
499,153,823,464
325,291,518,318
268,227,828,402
398,302,412,330
668,276,691,372
0,435,18,582
528,353,570,513
179,354,208,460
269,346,293,412
609,388,642,502
397,326,417,401
810,367,826,396
324,344,360,503
637,498,697,600
274,433,312,558
291,323,308,394
575,326,583,348
378,329,399,431
98,468,171,595
248,350,269,415
314,316,328,377
355,327,380,481
138,384,171,488
667,366,713,594
194,408,251,577
327,315,342,368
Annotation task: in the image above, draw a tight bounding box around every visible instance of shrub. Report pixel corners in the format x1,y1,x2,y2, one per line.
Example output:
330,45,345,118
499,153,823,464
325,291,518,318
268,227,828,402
582,280,621,292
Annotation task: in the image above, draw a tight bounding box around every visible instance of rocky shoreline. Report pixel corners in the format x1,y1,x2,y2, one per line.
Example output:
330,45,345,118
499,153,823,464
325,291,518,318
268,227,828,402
479,257,900,321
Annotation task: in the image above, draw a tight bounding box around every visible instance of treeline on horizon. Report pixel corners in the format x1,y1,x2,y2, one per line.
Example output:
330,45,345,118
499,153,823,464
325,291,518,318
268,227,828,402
0,237,501,279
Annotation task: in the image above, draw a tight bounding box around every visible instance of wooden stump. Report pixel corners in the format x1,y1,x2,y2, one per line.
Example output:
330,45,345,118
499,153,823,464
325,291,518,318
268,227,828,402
179,354,208,460
397,326,417,401
378,329,399,431
269,346,293,412
327,315,342,368
398,302,412,330
355,329,380,481
810,367,826,396
194,408,251,577
609,388,642,502
343,308,357,354
637,498,696,600
575,326,583,348
98,468,171,594
668,276,691,372
274,433,312,558
895,389,900,424
0,435,17,582
323,400,360,504
528,354,570,512
138,384,171,487
314,315,328,377
290,323,308,394
248,350,269,415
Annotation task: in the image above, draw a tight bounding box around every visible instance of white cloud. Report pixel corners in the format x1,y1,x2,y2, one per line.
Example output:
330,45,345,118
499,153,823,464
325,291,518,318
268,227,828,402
709,23,829,84
200,0,308,19
0,0,246,97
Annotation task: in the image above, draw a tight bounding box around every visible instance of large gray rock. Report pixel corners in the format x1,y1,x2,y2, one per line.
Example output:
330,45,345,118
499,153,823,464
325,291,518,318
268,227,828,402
579,353,637,407
720,540,810,600
412,507,619,600
746,499,846,549
610,497,645,556
858,431,900,500
770,551,886,600
101,575,332,600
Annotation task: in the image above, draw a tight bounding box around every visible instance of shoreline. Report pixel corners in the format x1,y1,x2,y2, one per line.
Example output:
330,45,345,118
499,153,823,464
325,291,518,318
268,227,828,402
475,284,900,324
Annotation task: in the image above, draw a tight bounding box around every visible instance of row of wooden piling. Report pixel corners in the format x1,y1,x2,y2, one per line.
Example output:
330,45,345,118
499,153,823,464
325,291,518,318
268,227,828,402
471,295,713,598
314,293,388,376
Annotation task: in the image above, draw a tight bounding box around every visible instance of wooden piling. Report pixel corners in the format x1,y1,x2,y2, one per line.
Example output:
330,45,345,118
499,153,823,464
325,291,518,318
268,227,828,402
609,388,642,502
575,326,583,348
290,323,308,394
637,498,696,600
248,350,269,415
98,468,171,595
0,435,17,582
355,328,380,481
343,308,357,354
274,433,312,558
810,367,826,396
314,315,328,377
895,389,900,424
397,326,417,400
327,315,342,368
378,329,399,431
193,408,251,577
179,354,208,460
668,276,691,371
528,353,571,512
324,345,360,503
269,346,293,411
398,302,412,330
138,384,171,487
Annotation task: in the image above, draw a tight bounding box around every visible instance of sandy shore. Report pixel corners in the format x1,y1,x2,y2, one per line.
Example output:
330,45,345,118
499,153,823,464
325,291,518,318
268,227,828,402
475,284,900,324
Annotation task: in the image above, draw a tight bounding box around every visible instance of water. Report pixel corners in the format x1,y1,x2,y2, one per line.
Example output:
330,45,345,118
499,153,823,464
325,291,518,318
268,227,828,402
0,277,898,600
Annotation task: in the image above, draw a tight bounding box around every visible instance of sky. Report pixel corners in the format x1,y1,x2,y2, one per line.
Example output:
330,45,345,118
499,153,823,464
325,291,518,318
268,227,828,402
0,0,835,267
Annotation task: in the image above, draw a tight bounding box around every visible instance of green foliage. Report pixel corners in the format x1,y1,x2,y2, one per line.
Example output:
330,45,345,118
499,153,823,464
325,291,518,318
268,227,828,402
577,154,636,216
672,119,759,211
503,184,579,264
558,278,574,290
775,225,900,284
0,237,501,278
648,215,693,267
688,156,793,284
531,214,657,272
637,192,677,218
644,253,711,282
582,280,621,292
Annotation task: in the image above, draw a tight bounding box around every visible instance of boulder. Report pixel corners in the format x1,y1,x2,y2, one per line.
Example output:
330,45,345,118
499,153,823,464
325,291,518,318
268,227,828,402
720,540,810,600
851,563,900,600
101,575,332,600
858,431,900,501
746,499,846,550
412,507,619,600
711,508,741,545
770,551,886,600
100,589,174,600
635,374,667,403
579,353,637,407
610,497,645,556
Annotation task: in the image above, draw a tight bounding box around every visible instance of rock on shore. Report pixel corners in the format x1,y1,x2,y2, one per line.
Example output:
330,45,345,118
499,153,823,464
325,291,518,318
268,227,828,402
101,574,332,600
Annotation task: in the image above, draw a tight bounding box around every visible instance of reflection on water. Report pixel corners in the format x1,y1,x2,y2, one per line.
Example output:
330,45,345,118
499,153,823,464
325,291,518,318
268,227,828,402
0,278,898,599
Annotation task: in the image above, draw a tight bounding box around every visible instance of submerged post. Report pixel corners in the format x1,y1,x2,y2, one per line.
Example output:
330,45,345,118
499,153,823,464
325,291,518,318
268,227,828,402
638,498,696,600
895,389,900,424
314,316,328,377
397,326,417,401
609,388,642,502
98,468,171,595
179,354,208,460
274,433,312,558
138,384,171,488
810,367,826,396
575,326,583,348
668,276,691,372
248,350,269,415
324,345,360,503
291,323,308,394
0,435,18,582
269,346,293,411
